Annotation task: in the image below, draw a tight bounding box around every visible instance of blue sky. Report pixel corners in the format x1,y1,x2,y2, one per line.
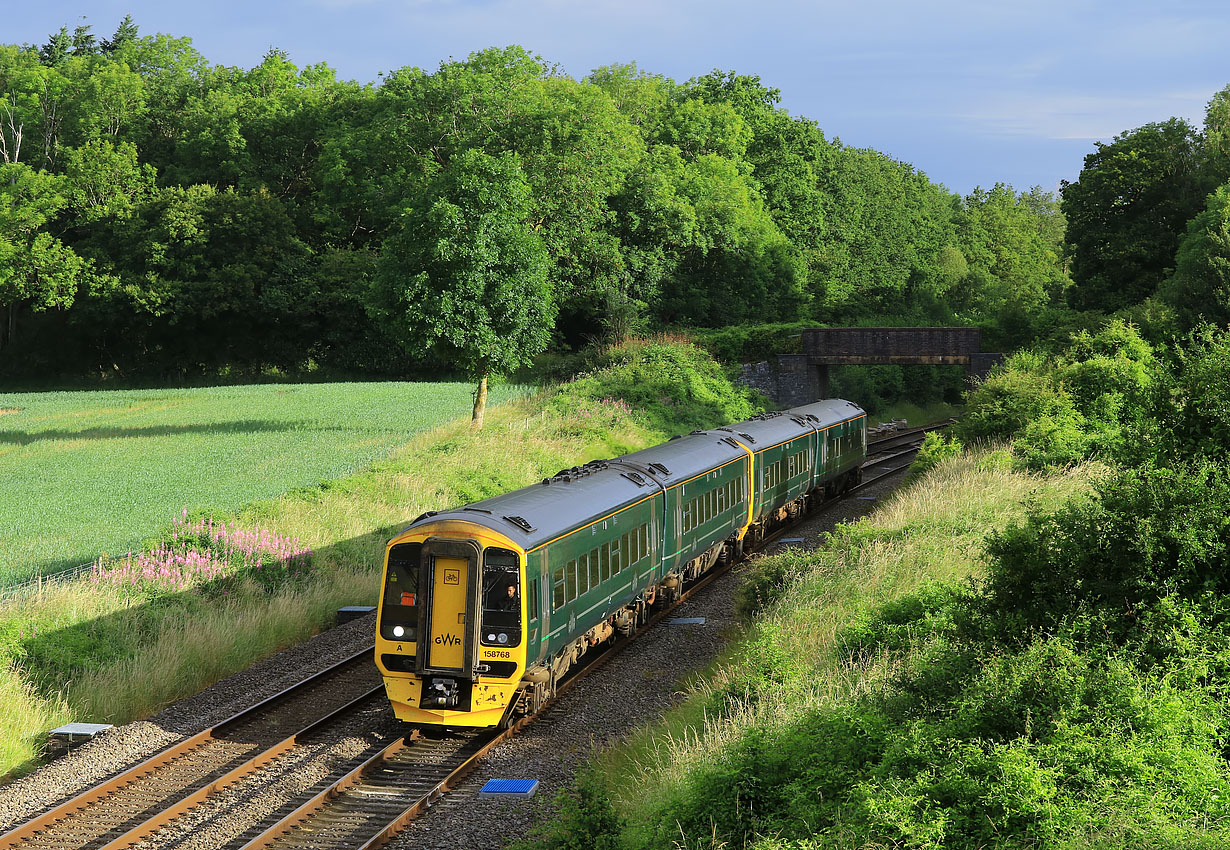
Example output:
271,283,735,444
9,1,1229,196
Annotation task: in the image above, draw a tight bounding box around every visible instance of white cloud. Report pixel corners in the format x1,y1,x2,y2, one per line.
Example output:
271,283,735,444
957,90,1213,141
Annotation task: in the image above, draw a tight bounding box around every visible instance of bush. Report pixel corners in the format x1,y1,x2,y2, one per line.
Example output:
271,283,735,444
985,462,1230,636
905,432,964,481
550,337,764,437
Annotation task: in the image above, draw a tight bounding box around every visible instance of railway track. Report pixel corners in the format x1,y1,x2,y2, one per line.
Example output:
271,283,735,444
3,417,949,850
0,651,384,850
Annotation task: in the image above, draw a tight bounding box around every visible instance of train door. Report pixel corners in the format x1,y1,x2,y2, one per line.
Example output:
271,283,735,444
417,538,482,680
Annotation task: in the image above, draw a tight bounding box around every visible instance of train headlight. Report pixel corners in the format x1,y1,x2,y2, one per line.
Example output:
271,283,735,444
487,633,497,642
393,625,405,638
497,633,509,645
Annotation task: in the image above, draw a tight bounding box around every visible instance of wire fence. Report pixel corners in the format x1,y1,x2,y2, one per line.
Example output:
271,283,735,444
0,560,100,603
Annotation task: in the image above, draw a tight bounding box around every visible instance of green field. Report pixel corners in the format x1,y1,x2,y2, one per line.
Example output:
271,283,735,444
0,381,525,584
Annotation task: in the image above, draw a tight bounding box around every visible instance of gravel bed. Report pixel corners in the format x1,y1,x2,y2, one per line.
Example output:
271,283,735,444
134,700,402,850
0,612,379,833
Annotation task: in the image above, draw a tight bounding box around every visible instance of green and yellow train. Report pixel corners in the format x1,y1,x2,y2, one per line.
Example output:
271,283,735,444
375,399,866,728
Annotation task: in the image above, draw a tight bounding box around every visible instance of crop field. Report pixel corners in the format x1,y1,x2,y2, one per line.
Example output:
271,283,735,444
0,381,525,584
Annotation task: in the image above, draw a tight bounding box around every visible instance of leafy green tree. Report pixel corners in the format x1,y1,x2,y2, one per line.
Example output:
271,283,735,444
1204,84,1230,187
814,146,956,318
39,28,70,67
60,139,155,224
1062,118,1206,312
370,149,552,427
1162,182,1230,329
0,163,88,351
78,184,313,374
954,183,1068,317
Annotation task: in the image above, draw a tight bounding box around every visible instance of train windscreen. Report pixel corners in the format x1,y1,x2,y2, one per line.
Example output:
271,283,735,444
379,542,420,641
481,547,521,647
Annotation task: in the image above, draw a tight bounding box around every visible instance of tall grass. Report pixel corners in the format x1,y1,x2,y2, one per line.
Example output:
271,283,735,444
70,568,374,722
599,450,1099,824
0,667,69,778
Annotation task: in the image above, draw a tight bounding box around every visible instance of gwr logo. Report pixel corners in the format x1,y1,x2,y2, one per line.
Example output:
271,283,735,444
443,569,460,585
434,633,462,646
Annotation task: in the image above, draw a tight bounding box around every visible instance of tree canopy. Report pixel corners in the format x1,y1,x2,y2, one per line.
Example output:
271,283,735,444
0,20,1083,381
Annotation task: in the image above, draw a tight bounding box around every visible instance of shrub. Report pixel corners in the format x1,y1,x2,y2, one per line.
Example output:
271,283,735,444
905,432,964,481
985,462,1230,635
550,338,763,437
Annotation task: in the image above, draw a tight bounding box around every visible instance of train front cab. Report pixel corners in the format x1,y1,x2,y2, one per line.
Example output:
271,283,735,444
375,521,533,727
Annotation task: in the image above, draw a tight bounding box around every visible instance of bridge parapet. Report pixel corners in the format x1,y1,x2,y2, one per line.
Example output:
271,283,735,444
740,327,1002,407
802,327,982,359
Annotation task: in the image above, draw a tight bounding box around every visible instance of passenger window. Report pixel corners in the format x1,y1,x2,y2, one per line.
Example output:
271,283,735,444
609,539,620,576
567,559,579,601
591,547,602,588
553,566,566,609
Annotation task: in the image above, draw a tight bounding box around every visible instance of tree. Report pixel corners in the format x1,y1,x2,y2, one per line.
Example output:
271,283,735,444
1162,182,1230,329
1204,85,1230,188
0,163,88,351
1061,118,1205,312
101,15,139,56
39,28,70,67
71,22,97,57
370,149,552,427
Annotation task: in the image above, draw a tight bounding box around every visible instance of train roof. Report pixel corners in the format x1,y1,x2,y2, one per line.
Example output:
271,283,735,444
788,398,866,426
400,431,746,553
397,399,865,553
703,399,866,451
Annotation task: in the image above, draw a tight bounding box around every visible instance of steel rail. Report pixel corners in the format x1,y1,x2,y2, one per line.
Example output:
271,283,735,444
0,649,382,850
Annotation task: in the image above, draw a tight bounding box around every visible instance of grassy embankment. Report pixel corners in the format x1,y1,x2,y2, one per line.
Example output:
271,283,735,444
0,340,760,780
530,450,1098,850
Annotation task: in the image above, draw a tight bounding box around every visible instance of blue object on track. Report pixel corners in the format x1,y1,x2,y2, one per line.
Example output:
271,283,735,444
479,779,540,798
666,617,706,625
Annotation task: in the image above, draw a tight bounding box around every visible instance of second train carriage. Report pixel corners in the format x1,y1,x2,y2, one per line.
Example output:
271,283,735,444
375,399,866,727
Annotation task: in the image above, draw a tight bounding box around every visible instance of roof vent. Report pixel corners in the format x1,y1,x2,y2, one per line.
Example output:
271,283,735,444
545,459,609,484
503,515,536,533
649,462,671,476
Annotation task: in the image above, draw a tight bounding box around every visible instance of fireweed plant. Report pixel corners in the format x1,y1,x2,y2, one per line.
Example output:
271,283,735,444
91,510,313,593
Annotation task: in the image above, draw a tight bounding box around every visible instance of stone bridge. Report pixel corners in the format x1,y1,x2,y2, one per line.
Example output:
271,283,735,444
740,327,1004,408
